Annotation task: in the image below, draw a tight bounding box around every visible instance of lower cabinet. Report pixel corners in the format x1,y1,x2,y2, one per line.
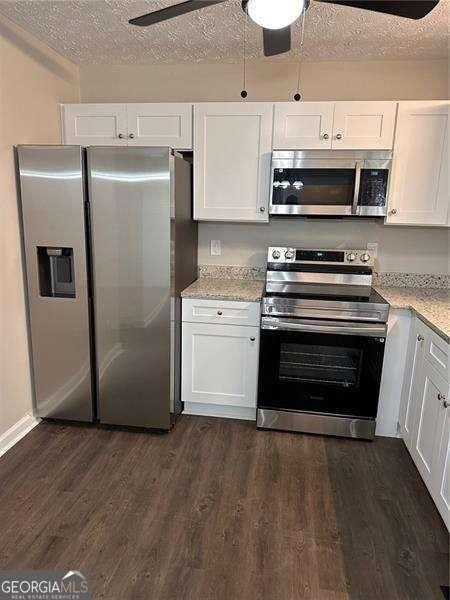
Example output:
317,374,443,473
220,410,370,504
182,299,260,420
399,317,449,529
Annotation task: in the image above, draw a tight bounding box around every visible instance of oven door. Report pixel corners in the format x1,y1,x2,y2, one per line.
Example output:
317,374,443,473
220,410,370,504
258,318,387,421
270,158,360,216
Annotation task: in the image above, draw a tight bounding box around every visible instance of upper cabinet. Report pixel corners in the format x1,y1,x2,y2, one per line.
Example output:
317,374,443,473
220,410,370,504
273,102,334,149
61,103,193,149
193,102,273,222
61,104,128,146
386,101,449,227
273,101,397,150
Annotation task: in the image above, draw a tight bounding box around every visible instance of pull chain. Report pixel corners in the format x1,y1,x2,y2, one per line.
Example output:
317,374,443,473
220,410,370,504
294,9,306,101
241,9,248,98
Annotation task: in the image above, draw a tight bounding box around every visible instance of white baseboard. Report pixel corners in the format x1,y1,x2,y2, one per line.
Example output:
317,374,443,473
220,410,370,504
183,402,256,421
0,413,41,458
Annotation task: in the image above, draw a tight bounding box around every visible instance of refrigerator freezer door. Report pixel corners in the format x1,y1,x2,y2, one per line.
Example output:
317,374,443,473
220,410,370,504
17,146,93,421
88,147,172,429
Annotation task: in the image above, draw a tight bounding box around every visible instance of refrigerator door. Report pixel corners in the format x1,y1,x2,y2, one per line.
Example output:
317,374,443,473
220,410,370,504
88,147,172,429
17,146,94,421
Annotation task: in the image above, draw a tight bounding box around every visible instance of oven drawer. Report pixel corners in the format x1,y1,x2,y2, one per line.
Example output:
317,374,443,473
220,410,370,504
182,298,260,327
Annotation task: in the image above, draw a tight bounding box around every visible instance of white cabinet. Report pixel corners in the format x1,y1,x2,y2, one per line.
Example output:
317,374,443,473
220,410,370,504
126,103,192,148
193,103,273,222
332,101,397,150
409,359,447,489
400,316,450,529
273,101,397,150
273,102,334,149
61,104,128,146
182,299,260,420
61,103,193,149
387,101,449,226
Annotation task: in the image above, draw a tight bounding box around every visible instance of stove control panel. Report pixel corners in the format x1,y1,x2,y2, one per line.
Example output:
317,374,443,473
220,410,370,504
268,247,375,267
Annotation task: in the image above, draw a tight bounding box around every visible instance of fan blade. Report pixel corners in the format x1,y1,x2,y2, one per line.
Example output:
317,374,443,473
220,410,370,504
315,0,439,19
263,27,291,56
129,0,227,26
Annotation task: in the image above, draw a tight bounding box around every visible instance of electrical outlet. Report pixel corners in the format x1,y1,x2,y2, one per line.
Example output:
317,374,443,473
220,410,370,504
367,242,379,259
210,240,221,256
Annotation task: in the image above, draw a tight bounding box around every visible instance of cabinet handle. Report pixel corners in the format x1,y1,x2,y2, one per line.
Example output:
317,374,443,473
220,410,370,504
322,133,329,140
417,334,424,342
259,206,266,213
129,133,135,139
438,393,447,407
118,133,125,139
250,337,256,342
335,133,343,140
389,208,398,216
217,311,223,316
444,400,449,409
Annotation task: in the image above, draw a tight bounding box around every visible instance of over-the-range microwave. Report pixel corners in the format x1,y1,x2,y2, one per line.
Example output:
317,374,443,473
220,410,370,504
269,150,393,217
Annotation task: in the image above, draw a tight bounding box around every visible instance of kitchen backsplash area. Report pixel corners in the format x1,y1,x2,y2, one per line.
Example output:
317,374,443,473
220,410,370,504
198,220,449,284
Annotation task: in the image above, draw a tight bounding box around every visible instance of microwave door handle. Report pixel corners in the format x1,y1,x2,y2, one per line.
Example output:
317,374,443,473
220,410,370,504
352,161,362,215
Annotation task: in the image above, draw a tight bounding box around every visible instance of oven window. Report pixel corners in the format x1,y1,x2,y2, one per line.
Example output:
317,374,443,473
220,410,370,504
279,343,362,387
272,168,355,206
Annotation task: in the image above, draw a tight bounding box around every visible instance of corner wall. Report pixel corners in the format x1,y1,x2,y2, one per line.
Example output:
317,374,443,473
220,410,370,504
0,14,80,439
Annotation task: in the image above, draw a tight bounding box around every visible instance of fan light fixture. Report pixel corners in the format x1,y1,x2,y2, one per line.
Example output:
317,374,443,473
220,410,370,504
246,0,306,30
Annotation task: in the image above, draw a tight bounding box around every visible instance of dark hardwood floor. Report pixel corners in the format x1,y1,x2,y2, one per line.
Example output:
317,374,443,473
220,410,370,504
0,416,448,599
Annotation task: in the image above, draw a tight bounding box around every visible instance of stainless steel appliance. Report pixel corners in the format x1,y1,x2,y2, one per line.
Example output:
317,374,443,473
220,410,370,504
269,150,392,217
16,145,197,430
257,247,389,440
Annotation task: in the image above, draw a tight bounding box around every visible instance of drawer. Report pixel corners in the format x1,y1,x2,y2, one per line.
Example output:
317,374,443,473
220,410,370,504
182,298,260,327
423,323,449,380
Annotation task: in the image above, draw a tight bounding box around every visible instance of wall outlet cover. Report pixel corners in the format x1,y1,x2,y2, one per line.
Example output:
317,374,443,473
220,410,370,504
210,240,221,256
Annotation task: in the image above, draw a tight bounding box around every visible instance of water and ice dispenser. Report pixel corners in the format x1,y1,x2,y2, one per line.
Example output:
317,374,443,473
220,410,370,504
37,247,76,298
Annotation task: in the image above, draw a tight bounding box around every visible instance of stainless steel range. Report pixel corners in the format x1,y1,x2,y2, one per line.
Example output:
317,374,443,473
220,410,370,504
257,247,390,440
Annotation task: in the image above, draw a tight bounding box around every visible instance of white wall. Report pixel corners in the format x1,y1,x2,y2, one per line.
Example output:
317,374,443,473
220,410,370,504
80,57,449,275
198,220,449,274
0,14,79,438
79,59,448,103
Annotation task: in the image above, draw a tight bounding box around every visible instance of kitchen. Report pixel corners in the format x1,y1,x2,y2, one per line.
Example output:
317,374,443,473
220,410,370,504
0,1,449,599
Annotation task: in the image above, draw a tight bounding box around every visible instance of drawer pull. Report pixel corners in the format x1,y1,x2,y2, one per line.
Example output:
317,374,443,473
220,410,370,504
217,311,223,316
417,334,424,342
250,337,256,342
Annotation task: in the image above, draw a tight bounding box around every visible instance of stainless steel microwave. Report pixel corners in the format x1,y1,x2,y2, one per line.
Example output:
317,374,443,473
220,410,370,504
269,150,393,217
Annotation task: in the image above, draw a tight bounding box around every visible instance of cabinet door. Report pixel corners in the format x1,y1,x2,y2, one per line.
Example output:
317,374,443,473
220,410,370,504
126,103,192,149
400,318,427,448
182,322,259,408
61,104,127,145
387,101,449,226
410,358,447,488
273,102,333,149
194,103,272,221
433,396,450,529
332,101,397,150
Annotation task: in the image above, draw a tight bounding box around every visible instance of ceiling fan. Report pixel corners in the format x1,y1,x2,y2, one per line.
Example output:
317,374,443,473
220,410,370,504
129,0,440,57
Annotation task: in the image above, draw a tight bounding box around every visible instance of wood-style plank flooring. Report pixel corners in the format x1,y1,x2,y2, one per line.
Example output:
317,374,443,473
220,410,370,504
0,416,448,599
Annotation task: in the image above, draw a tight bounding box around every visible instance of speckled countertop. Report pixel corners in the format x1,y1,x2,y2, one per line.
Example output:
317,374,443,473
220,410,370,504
375,286,449,343
181,278,264,303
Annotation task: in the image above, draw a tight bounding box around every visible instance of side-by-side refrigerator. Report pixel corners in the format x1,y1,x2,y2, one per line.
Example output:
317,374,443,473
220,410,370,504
16,146,197,430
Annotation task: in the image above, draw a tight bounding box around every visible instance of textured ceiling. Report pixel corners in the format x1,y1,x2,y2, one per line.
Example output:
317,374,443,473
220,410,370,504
0,0,447,64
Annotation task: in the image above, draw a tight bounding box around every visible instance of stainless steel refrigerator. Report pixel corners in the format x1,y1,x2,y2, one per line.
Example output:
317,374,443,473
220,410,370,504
16,146,197,430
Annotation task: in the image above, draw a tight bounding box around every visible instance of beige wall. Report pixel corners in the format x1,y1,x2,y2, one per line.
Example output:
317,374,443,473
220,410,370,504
0,14,79,438
80,57,449,274
79,58,448,102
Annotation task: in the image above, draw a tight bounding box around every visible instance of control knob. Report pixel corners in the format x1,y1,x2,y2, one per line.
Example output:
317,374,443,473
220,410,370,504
271,250,281,260
347,253,356,262
285,250,295,260
360,252,371,263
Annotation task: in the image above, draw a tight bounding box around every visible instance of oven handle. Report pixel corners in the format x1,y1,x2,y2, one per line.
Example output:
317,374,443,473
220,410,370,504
261,317,387,338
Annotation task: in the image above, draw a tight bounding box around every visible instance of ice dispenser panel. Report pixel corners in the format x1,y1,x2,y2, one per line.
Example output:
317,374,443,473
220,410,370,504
37,247,75,298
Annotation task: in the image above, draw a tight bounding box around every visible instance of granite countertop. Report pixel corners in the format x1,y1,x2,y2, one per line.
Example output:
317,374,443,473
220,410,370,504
375,286,449,343
181,278,265,303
